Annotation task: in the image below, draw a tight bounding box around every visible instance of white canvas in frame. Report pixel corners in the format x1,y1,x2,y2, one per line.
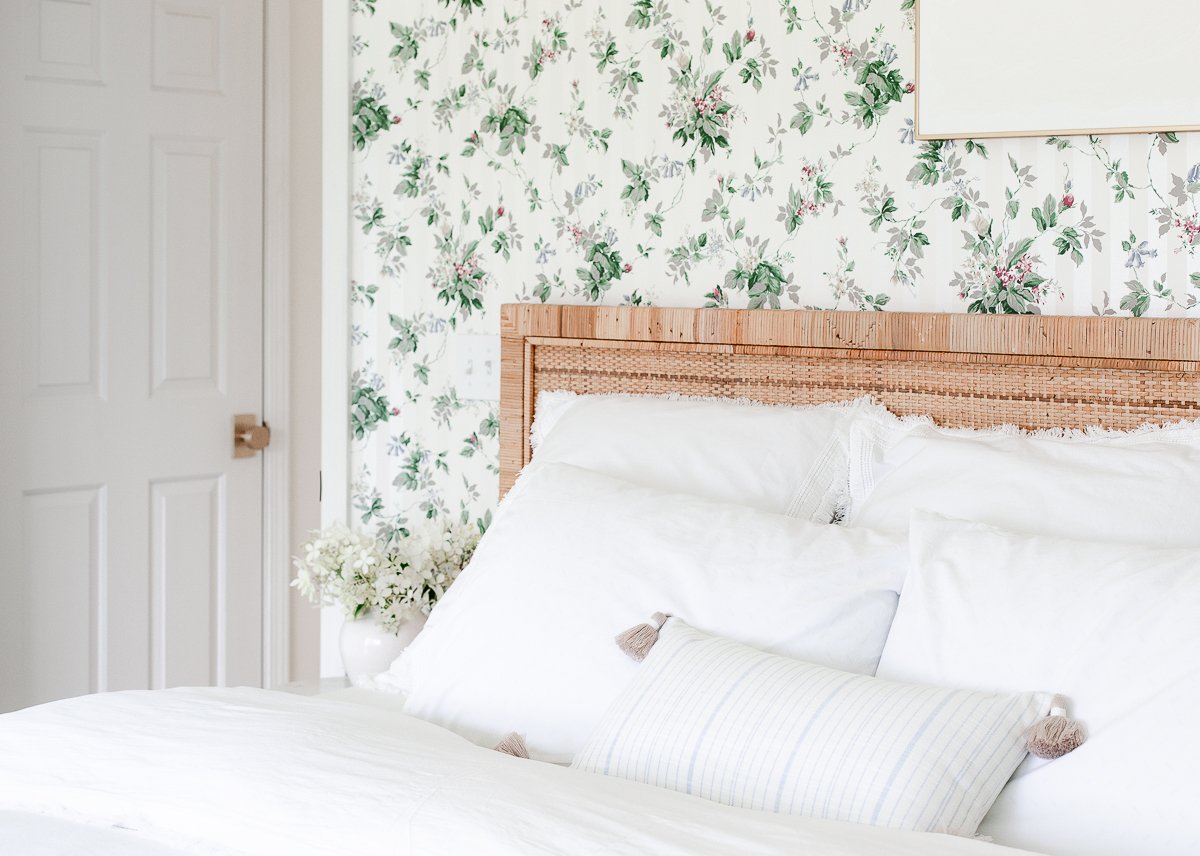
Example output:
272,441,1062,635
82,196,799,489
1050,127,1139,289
916,0,1198,139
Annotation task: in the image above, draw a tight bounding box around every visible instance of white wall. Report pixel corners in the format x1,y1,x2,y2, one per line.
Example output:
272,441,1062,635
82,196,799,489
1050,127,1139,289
317,0,352,678
286,0,324,683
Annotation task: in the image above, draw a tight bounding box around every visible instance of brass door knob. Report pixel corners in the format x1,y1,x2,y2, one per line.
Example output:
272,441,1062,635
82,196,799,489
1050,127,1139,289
234,414,271,458
240,425,271,448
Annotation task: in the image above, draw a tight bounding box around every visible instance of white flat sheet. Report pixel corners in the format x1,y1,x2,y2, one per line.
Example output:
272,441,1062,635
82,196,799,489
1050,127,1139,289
0,811,193,856
0,688,1045,855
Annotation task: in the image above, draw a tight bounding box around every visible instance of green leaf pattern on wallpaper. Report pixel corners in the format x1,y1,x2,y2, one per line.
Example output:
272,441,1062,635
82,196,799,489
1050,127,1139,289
348,0,1200,539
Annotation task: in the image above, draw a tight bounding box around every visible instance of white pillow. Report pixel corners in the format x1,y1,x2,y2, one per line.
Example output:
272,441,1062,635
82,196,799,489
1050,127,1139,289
388,462,908,762
531,391,881,520
841,411,1200,544
877,512,1200,856
574,618,1051,837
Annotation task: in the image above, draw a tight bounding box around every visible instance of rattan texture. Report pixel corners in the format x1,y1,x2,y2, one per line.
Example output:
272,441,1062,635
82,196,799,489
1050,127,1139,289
532,343,1200,431
498,305,1200,495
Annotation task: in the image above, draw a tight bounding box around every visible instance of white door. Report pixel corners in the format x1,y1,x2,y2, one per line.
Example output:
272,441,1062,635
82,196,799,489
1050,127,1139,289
0,0,266,712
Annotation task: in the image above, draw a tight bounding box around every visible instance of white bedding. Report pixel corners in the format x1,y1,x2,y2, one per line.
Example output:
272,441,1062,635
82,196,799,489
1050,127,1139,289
0,688,1045,856
0,811,194,856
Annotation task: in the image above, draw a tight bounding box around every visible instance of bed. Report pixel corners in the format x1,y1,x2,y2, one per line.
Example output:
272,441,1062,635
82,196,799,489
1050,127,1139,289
2,305,1198,855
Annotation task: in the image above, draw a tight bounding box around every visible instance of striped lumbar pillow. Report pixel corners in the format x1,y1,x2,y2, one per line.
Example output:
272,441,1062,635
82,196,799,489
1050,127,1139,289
573,619,1051,837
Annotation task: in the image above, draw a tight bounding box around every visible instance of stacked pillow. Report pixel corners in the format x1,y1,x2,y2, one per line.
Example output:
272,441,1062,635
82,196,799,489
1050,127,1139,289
387,390,1200,851
387,461,907,763
877,512,1200,856
831,407,1200,853
385,393,898,762
530,390,881,519
835,409,1200,544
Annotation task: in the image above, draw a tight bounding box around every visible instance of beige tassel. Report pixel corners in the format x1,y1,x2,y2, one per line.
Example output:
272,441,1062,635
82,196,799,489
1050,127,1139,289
1025,695,1086,759
493,732,529,759
615,612,670,661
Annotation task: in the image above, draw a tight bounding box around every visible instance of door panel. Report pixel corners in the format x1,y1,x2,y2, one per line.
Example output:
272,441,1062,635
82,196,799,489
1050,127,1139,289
24,130,103,397
20,485,106,700
150,474,223,689
0,0,265,712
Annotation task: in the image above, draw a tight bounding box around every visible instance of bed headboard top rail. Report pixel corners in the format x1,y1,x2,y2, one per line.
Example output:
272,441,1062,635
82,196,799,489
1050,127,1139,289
499,304,1200,495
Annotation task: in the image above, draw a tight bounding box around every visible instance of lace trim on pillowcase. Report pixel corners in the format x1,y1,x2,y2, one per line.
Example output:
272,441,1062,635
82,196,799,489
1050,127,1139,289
786,432,852,522
529,390,578,452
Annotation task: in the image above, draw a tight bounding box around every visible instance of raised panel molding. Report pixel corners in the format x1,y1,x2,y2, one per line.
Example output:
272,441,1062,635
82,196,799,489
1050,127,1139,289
151,0,222,93
150,137,224,394
23,129,104,398
23,0,103,85
19,486,108,707
150,475,226,689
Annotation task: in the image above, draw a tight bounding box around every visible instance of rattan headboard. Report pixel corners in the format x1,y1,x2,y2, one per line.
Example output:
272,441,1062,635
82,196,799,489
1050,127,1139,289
499,304,1200,496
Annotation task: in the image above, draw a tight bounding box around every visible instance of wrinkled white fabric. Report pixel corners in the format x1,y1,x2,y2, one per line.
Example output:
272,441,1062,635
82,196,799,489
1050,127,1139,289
0,688,1043,856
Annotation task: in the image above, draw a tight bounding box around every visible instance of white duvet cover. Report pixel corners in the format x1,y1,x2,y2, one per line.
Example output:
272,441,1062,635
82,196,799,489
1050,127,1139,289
0,688,1045,856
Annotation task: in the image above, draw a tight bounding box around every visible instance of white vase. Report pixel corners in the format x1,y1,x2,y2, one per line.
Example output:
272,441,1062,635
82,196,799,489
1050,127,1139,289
339,610,427,683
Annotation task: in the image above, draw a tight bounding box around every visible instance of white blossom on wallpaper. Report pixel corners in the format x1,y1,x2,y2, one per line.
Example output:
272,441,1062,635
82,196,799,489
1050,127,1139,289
348,0,1200,539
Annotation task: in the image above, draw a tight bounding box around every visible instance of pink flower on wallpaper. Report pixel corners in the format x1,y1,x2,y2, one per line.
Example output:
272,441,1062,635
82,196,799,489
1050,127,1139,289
994,255,1037,288
1175,215,1200,245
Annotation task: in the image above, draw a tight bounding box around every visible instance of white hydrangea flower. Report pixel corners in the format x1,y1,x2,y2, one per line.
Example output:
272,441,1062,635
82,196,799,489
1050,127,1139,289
291,519,482,635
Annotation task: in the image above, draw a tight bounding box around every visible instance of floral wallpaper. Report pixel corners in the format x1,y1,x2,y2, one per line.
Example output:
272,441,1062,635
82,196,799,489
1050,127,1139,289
347,0,1200,539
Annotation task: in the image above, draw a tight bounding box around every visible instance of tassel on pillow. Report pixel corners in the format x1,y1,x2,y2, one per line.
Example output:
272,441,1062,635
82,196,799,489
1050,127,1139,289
493,732,530,759
615,612,671,661
1025,695,1086,759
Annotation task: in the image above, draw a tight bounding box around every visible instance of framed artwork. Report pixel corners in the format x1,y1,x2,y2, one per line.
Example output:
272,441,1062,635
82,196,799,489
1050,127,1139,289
915,0,1198,139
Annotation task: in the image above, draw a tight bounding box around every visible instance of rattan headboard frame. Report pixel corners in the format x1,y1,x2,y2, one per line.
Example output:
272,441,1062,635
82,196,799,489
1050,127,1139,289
499,304,1200,496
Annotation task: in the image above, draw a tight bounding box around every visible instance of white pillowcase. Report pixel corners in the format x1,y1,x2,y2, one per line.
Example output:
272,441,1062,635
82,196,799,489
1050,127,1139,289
388,462,908,762
531,391,880,520
840,410,1200,545
878,512,1200,856
574,618,1050,837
